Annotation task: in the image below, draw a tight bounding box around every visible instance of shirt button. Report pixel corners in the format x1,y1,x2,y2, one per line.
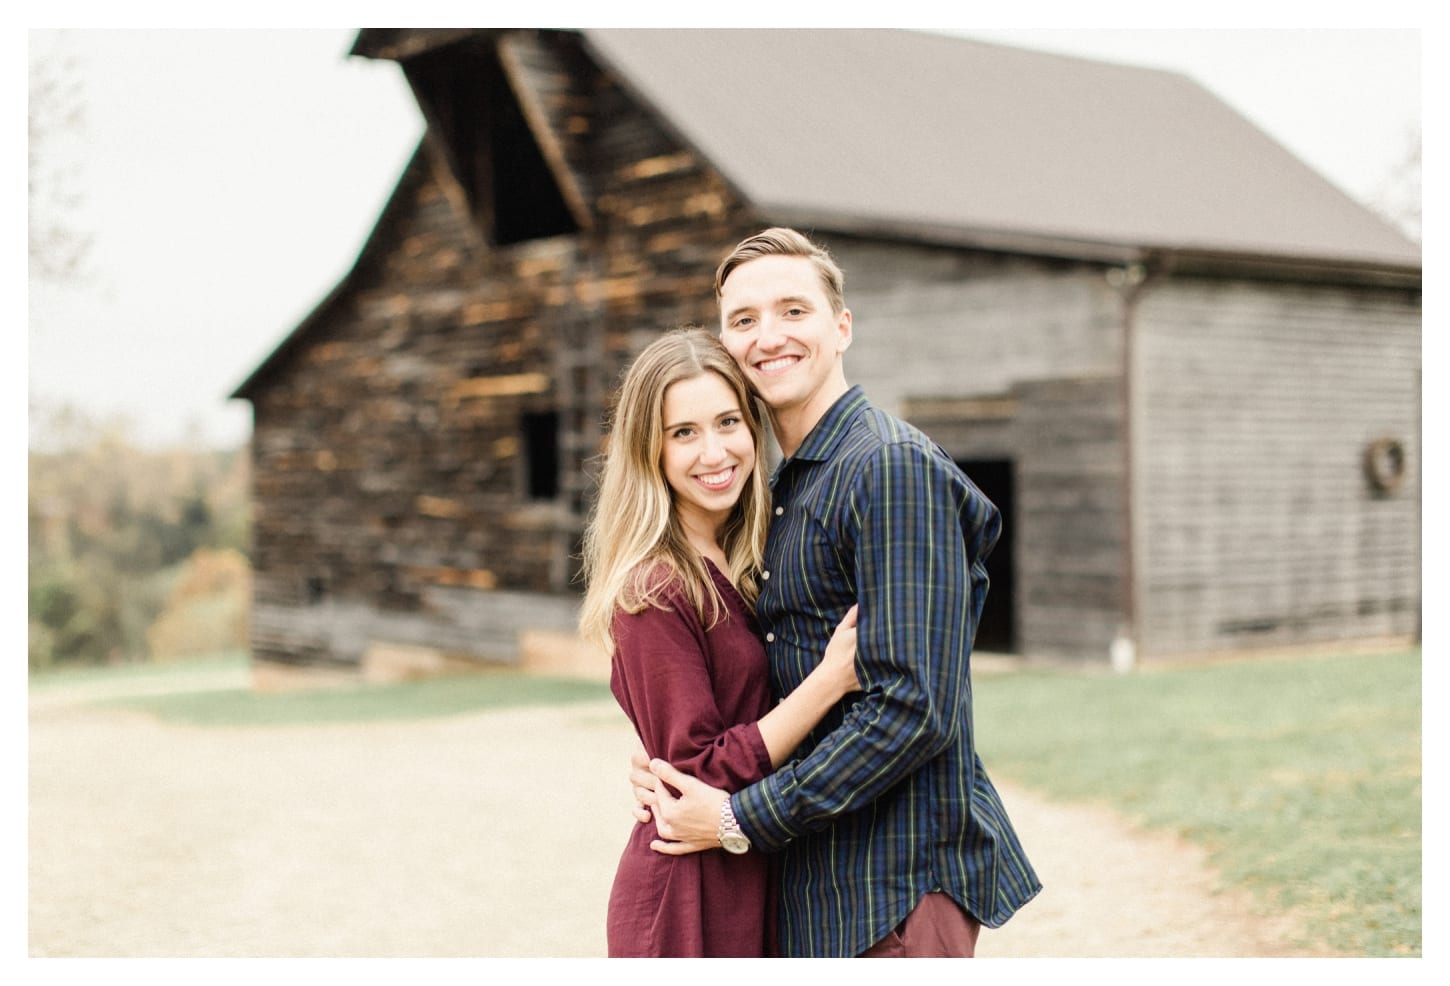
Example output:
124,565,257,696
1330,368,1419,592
774,506,784,516
762,570,770,580
766,632,775,642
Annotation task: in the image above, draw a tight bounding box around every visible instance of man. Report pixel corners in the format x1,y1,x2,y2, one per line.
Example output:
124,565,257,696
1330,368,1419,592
635,228,1040,957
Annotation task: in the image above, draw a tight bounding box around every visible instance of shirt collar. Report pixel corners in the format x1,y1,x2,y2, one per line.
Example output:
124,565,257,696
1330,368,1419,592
778,385,868,468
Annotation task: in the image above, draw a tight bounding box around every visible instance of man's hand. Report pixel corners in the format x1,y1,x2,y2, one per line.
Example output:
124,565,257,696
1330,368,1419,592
647,759,729,856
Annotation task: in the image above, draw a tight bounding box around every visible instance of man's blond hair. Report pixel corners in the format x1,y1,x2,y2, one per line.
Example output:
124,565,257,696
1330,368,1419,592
715,228,846,316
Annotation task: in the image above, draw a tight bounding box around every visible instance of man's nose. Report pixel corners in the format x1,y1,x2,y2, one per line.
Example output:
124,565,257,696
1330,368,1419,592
756,315,786,349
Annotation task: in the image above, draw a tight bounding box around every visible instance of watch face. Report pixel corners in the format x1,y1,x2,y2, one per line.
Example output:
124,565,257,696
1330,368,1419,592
721,832,750,854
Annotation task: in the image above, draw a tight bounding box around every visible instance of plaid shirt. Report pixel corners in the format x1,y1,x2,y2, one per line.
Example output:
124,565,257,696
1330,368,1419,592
731,387,1041,957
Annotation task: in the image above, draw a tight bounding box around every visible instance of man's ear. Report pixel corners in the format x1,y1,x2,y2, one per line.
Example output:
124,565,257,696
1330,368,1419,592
836,308,853,353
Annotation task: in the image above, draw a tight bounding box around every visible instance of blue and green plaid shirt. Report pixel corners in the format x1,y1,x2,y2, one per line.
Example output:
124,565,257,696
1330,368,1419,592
731,386,1041,957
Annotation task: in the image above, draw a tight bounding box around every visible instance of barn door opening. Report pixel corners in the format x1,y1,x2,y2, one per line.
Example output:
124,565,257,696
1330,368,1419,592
957,458,1016,653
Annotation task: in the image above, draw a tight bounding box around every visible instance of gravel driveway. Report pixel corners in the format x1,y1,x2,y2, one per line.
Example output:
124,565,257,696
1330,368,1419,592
28,669,1319,958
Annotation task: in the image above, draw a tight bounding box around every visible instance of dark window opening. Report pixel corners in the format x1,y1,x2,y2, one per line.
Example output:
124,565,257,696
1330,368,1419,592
490,94,576,245
406,38,578,247
956,458,1016,653
523,411,560,500
305,576,327,604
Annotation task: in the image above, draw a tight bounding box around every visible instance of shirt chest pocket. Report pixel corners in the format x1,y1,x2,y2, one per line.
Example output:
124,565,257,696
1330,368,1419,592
763,504,857,627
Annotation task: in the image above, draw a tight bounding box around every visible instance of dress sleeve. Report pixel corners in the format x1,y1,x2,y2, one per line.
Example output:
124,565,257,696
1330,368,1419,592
612,589,774,793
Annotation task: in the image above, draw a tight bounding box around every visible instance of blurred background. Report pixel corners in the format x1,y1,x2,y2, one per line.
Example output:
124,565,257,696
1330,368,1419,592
25,24,1423,672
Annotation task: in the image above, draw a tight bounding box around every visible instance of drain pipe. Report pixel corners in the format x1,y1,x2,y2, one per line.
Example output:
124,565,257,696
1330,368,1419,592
1106,255,1159,671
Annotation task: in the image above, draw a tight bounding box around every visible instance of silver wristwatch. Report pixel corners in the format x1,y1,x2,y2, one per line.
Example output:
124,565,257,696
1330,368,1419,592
718,796,751,854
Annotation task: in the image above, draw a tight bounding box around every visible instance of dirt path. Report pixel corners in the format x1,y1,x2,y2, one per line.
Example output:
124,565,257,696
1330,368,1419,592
28,672,1316,958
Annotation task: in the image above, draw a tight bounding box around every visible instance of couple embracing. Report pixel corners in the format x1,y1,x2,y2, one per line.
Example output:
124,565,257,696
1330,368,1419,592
579,228,1040,958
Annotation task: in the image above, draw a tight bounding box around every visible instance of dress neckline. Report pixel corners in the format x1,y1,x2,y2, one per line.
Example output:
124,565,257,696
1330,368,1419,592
702,556,751,614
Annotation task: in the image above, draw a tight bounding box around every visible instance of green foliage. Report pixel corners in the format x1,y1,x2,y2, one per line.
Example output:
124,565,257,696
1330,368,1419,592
28,405,252,668
146,549,251,660
974,649,1422,957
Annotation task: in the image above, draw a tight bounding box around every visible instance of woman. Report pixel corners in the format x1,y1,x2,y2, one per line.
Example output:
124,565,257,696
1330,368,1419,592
580,328,860,957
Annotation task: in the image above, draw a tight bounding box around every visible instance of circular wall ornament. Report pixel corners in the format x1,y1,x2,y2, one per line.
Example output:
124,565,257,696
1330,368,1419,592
1363,437,1407,495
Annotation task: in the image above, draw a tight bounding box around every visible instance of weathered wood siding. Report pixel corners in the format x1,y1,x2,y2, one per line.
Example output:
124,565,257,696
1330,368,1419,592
908,375,1128,661
834,239,1132,659
1132,276,1421,656
246,30,759,669
1012,375,1129,658
830,240,1125,407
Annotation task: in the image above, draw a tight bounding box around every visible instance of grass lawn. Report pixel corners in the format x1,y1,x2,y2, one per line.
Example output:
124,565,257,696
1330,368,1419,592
973,647,1422,957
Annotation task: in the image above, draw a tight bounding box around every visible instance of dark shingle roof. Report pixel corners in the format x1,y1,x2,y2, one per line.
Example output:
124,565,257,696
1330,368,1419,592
581,28,1419,269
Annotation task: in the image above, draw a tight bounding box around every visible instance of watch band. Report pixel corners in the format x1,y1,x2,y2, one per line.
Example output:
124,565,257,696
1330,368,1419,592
718,796,751,854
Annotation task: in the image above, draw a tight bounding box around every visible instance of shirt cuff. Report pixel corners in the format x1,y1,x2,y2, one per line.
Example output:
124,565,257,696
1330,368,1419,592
733,767,800,853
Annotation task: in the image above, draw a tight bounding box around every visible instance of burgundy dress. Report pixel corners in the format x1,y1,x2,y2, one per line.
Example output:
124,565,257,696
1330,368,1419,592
606,561,778,957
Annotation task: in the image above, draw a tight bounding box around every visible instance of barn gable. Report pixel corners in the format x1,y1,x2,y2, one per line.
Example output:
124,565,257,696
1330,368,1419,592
232,29,762,681
399,32,585,245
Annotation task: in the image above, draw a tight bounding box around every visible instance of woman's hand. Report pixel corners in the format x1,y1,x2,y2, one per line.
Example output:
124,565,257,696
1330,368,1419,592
629,746,655,823
821,603,861,699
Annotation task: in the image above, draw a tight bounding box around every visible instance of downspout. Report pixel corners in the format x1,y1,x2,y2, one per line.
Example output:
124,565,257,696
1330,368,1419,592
1106,256,1159,671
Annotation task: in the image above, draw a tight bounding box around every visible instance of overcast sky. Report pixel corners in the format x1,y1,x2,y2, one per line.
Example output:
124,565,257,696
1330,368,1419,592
24,23,1425,450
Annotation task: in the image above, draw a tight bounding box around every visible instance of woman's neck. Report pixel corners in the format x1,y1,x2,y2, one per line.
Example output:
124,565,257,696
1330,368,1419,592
680,518,729,577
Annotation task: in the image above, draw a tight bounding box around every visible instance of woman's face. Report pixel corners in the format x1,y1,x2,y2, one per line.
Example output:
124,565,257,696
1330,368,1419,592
659,371,756,536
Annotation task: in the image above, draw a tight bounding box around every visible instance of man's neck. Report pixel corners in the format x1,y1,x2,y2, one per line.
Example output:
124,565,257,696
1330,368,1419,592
771,382,850,459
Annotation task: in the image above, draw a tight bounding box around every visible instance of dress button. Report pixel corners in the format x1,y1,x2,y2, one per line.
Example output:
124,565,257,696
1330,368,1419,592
766,632,775,642
762,571,770,580
775,506,784,516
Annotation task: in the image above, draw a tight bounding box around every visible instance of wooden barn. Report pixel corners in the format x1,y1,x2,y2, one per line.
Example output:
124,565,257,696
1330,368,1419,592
230,28,1421,683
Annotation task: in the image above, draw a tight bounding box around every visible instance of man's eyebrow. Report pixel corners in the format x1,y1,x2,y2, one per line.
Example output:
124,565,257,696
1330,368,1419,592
724,296,814,321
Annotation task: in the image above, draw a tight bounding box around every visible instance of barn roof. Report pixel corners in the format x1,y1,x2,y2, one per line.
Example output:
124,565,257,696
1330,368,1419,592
578,28,1417,270
231,28,1418,402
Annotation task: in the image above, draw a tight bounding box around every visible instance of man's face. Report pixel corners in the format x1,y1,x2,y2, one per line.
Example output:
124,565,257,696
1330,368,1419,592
718,254,851,419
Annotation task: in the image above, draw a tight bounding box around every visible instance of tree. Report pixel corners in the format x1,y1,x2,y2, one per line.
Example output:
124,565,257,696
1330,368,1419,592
28,404,253,668
29,30,91,281
1373,125,1421,244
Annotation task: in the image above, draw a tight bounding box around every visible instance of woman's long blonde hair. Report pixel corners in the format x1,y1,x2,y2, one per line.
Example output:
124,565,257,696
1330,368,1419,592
579,328,770,655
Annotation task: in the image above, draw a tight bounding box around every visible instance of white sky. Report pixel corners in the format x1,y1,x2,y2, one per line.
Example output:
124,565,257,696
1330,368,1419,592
23,20,1428,450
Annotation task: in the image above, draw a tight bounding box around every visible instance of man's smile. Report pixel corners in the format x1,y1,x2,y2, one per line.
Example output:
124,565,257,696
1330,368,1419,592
755,355,801,374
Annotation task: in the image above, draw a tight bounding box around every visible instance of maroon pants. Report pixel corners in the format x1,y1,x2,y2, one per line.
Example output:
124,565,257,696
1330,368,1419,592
859,892,982,958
